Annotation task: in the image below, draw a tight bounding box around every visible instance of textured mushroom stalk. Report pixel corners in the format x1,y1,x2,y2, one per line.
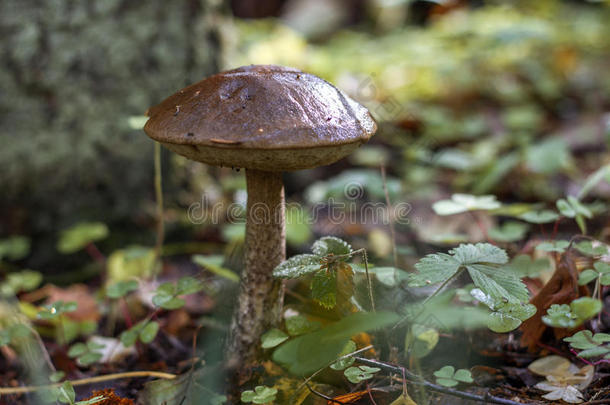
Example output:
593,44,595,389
228,169,286,365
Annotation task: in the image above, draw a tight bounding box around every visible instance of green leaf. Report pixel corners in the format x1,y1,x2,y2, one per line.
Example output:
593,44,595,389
344,365,380,383
454,369,474,383
578,269,599,285
38,301,78,320
176,276,204,295
543,304,578,328
556,199,576,217
0,236,31,261
57,222,109,254
272,254,320,279
57,381,76,404
406,324,439,358
260,328,289,349
106,280,138,299
411,243,526,304
107,246,156,283
518,210,559,224
285,315,320,336
192,255,239,282
434,365,455,379
140,321,160,344
577,164,610,200
488,221,529,243
504,255,550,278
120,328,139,347
574,241,608,257
241,386,277,404
536,240,570,253
68,343,87,358
311,236,352,257
432,194,501,215
487,312,522,333
434,366,473,387
311,269,336,308
570,297,602,321
272,311,399,375
330,340,357,371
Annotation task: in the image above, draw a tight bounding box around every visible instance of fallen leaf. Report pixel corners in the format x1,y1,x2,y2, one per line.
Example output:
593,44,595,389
520,251,588,350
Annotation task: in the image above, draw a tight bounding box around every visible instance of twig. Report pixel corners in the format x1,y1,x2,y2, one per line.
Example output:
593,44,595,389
354,357,530,405
361,249,376,312
153,142,165,272
304,381,346,404
0,371,176,395
380,166,398,269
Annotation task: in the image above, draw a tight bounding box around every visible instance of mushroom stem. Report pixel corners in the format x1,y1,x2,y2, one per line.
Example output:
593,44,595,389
228,169,286,365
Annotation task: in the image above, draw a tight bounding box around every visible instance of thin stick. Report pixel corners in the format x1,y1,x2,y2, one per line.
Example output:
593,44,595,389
0,371,176,395
304,381,346,404
361,249,376,312
380,166,398,269
153,142,165,271
355,357,528,405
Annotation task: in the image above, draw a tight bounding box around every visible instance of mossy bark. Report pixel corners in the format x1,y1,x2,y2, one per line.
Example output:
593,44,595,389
228,169,285,366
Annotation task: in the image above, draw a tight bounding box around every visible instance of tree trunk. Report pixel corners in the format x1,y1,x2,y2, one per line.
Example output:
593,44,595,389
227,169,285,366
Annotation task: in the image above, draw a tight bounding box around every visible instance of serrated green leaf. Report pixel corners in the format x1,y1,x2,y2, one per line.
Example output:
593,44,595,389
311,269,336,308
272,254,320,279
312,236,352,257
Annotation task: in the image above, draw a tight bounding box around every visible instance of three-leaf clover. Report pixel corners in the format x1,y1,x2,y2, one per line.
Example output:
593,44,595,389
564,331,610,359
152,277,204,310
241,385,278,404
37,301,78,321
344,365,381,383
578,262,610,286
433,366,473,387
68,341,104,366
542,298,602,329
120,320,159,346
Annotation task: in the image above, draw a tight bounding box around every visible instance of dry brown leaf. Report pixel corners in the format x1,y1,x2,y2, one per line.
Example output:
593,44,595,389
520,251,588,350
45,284,100,322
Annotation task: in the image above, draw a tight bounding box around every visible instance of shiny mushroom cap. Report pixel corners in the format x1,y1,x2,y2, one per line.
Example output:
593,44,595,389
143,65,377,171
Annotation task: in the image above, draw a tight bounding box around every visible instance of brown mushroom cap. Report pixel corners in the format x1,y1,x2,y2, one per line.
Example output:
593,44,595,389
144,65,377,171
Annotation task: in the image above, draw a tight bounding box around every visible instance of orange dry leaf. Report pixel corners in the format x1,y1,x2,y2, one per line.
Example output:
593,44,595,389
520,251,588,350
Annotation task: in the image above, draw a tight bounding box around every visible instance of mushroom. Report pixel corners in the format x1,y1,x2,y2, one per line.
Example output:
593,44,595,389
143,64,376,365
